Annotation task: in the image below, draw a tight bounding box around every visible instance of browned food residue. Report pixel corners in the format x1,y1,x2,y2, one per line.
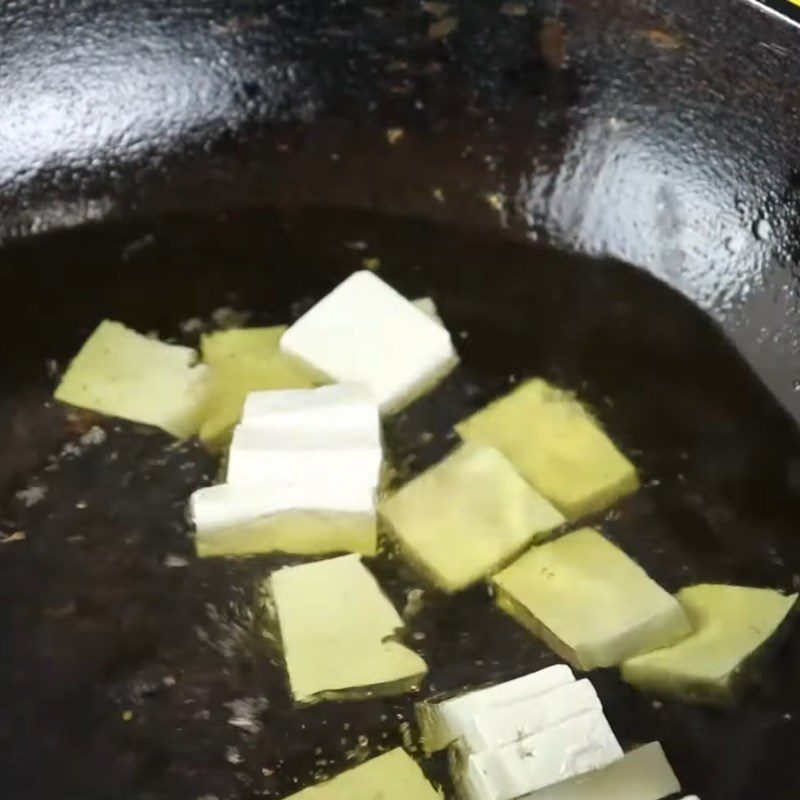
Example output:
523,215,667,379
428,16,459,40
644,28,684,50
539,19,566,70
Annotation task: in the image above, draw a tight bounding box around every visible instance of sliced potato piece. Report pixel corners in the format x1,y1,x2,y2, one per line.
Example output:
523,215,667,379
525,742,680,800
198,326,317,449
283,747,441,800
456,379,638,518
267,554,427,704
54,320,209,438
380,443,565,593
492,529,691,670
622,583,797,702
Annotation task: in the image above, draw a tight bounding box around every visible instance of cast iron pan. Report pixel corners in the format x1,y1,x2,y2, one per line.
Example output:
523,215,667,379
4,0,800,798
1,206,800,800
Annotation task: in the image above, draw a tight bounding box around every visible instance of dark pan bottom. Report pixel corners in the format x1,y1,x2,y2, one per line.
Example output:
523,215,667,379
1,208,799,799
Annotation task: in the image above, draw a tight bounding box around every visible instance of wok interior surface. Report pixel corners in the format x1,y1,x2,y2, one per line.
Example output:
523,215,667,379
1,207,800,800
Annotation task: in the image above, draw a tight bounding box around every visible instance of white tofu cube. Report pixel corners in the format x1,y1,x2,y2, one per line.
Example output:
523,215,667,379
280,271,458,413
226,439,382,491
460,709,623,800
190,479,377,557
241,382,377,427
228,383,382,487
192,383,384,557
520,742,680,800
191,480,375,530
417,665,575,753
463,678,602,754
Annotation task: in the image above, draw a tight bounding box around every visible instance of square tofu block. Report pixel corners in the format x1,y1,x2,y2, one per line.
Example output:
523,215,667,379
622,584,797,702
456,379,639,518
229,383,382,486
526,742,680,800
241,382,378,430
380,443,565,593
226,437,382,492
284,748,441,800
193,384,383,558
268,554,427,704
492,529,691,670
280,271,458,413
54,320,209,438
458,709,623,800
463,678,601,754
191,480,377,557
417,665,575,754
198,326,317,449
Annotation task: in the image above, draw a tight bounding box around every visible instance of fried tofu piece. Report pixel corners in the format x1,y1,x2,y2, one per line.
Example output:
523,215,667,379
456,379,638,518
55,320,209,438
622,584,797,702
283,748,441,800
268,554,427,704
492,529,691,670
380,443,565,593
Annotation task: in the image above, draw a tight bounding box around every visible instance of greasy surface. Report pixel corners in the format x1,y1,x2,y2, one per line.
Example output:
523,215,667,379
3,0,800,422
2,211,800,799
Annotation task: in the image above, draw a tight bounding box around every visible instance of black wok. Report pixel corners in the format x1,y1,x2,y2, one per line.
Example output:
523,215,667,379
2,1,800,799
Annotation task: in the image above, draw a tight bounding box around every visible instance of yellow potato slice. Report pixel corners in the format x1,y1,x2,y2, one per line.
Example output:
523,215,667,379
54,320,209,438
456,379,639,518
283,748,441,800
198,326,317,448
268,554,427,704
492,529,691,670
622,583,797,702
380,443,565,593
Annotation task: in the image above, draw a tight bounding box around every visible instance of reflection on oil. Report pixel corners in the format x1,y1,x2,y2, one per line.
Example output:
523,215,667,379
0,17,312,183
1,0,800,428
519,116,772,315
